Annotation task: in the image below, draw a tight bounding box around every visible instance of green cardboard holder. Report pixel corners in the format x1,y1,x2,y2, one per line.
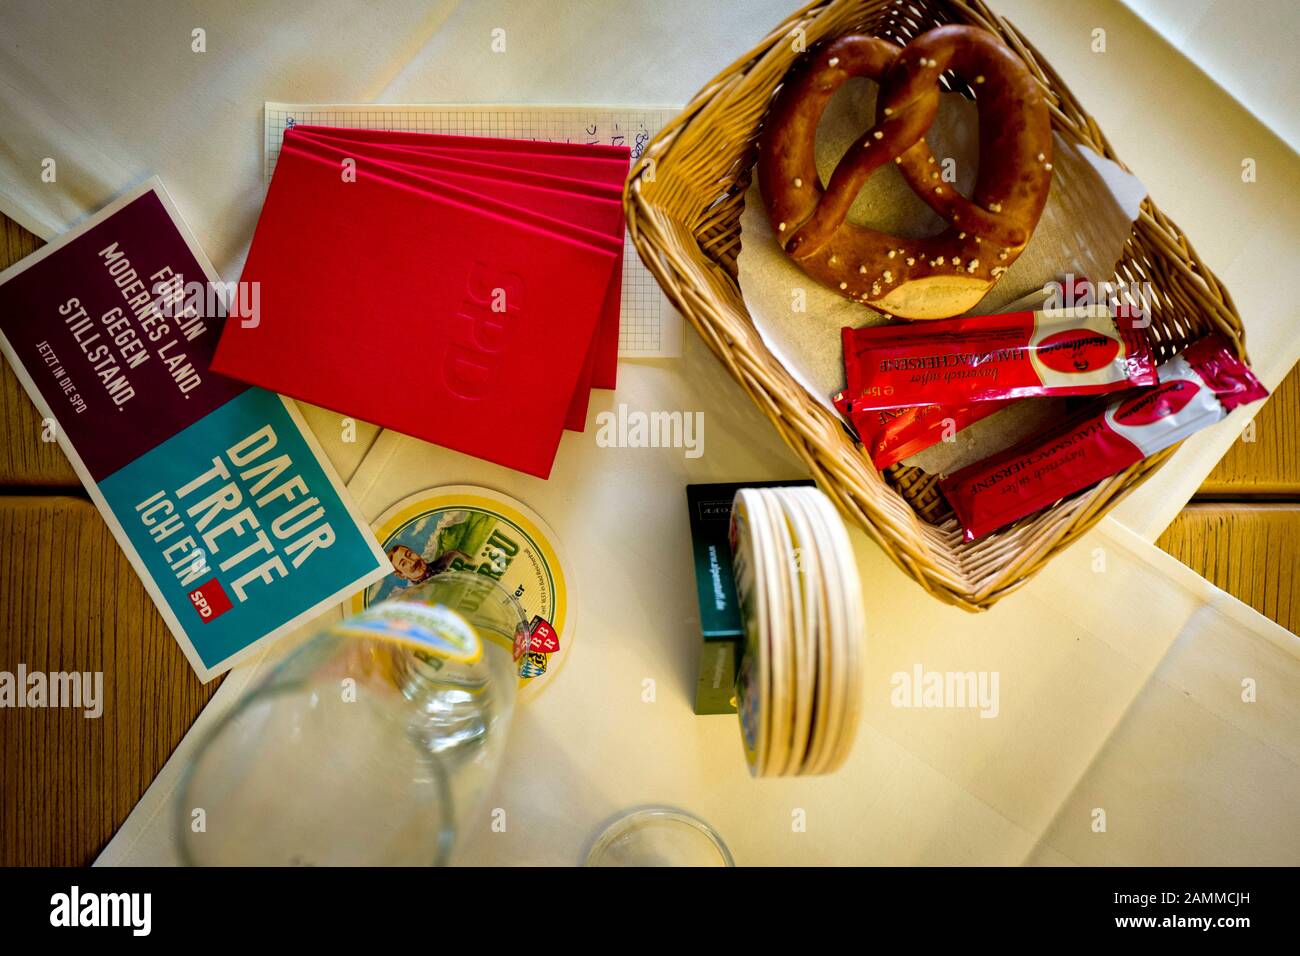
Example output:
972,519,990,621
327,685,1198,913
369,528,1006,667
686,480,813,715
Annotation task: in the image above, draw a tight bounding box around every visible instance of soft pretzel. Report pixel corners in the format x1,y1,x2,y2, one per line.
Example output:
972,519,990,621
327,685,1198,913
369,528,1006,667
758,25,1053,320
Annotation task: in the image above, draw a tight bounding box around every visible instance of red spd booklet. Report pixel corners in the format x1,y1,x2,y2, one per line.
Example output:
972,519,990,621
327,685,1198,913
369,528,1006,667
282,129,625,431
289,125,629,392
211,143,619,478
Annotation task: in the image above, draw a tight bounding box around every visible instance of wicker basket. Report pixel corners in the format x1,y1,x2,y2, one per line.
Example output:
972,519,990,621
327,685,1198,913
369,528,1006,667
624,0,1247,611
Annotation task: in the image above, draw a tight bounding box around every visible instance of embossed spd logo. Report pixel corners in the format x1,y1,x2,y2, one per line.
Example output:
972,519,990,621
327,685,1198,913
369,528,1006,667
443,261,524,400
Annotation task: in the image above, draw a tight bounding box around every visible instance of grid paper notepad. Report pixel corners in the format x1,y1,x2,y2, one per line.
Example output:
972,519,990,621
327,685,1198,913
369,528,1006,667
264,102,682,358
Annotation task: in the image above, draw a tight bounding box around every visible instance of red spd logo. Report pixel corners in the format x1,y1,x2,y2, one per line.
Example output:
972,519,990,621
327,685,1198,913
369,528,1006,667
188,578,233,623
1037,330,1120,374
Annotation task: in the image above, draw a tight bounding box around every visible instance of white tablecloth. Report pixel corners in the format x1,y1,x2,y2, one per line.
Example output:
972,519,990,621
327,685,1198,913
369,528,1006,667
0,0,1295,864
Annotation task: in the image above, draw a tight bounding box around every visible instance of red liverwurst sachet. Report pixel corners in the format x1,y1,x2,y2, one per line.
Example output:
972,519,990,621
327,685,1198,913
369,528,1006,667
939,334,1268,541
841,301,1157,411
832,389,1014,471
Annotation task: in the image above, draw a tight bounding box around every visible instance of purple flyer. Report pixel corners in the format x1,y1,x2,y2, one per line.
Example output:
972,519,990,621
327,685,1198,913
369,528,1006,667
0,180,389,680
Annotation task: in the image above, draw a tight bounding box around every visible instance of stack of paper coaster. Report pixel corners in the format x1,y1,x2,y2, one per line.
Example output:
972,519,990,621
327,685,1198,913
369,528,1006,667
729,486,865,777
211,125,629,479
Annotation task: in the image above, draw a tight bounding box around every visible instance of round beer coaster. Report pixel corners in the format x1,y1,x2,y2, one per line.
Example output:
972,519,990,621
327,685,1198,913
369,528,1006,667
747,489,784,778
817,490,867,773
723,485,868,777
757,488,796,777
353,485,572,700
731,489,772,774
794,486,850,775
785,488,834,775
774,487,818,774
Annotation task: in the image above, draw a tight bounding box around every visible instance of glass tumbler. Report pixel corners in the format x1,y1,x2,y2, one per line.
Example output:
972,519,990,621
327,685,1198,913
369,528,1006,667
586,808,735,867
176,571,528,866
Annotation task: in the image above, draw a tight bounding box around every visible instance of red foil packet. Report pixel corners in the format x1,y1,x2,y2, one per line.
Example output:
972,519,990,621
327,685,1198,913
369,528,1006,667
842,303,1157,411
833,390,1012,470
940,335,1268,541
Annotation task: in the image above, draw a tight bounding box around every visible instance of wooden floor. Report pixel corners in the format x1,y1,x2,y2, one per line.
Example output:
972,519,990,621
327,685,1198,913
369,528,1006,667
1,215,1297,865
